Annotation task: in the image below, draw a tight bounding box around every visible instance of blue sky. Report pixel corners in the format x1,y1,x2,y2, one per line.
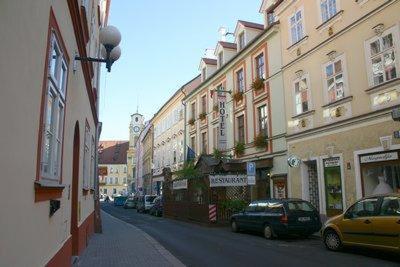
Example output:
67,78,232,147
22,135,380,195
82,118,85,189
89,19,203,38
99,0,263,141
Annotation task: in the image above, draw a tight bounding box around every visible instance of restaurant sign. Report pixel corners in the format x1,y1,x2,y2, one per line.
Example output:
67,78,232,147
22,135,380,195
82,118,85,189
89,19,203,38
209,175,247,187
360,152,398,163
173,179,188,190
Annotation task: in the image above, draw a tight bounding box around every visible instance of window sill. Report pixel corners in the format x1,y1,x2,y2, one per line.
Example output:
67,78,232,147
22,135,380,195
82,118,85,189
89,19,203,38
34,180,65,203
287,36,309,51
322,96,353,109
316,10,344,31
365,78,400,94
291,109,315,119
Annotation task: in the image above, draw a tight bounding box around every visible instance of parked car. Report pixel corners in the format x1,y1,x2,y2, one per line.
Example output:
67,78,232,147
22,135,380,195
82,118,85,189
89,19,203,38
114,196,128,206
230,199,321,239
123,198,136,209
137,195,157,213
132,196,139,209
149,196,163,217
322,193,400,253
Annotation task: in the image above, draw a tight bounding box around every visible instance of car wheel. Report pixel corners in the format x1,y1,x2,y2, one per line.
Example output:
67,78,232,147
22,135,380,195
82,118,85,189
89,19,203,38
263,225,274,240
231,221,239,233
324,230,342,251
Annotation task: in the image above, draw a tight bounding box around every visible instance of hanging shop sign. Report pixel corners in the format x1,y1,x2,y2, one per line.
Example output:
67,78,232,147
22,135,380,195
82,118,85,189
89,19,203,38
209,175,247,187
247,162,256,185
360,152,398,163
218,90,227,151
287,155,301,168
172,179,188,190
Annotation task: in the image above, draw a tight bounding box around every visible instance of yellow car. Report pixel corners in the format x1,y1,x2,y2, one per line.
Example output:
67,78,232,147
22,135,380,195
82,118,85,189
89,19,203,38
322,193,400,253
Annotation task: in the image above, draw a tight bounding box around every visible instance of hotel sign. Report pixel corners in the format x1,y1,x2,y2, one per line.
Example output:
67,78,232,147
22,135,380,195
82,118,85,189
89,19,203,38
173,179,188,190
209,175,247,187
360,152,398,163
218,90,227,151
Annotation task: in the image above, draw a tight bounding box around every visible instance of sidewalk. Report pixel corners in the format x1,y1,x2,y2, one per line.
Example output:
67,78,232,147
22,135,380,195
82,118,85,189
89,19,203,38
75,211,185,267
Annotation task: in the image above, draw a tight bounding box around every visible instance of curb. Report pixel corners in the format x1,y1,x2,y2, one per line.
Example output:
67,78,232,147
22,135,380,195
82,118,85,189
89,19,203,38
101,211,185,267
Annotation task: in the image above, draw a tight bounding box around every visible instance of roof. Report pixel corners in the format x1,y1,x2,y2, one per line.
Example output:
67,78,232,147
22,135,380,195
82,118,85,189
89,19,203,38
218,41,237,50
98,141,129,164
201,58,217,65
238,20,264,30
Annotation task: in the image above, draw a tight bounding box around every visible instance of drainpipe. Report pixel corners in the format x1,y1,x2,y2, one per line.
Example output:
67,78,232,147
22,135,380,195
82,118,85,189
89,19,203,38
180,87,187,162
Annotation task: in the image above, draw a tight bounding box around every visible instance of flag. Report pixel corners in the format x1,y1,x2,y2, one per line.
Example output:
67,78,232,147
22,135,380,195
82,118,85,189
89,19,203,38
187,146,196,161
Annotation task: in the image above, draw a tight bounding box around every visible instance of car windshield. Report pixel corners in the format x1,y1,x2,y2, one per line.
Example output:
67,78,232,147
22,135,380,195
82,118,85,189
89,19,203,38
287,201,315,212
146,196,157,202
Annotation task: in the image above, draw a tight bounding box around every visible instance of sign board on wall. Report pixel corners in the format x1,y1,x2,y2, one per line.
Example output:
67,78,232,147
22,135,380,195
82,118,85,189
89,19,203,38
209,175,247,187
218,90,227,151
324,157,340,168
173,179,188,190
360,152,398,163
247,162,256,185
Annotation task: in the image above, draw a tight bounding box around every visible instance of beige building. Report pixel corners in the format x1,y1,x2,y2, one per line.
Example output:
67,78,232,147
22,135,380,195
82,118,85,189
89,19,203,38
0,0,111,265
268,0,400,218
98,141,129,197
184,15,287,200
142,123,154,194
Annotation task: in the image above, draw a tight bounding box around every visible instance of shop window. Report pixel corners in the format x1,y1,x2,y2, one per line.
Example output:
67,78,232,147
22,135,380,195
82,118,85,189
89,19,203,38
323,157,343,216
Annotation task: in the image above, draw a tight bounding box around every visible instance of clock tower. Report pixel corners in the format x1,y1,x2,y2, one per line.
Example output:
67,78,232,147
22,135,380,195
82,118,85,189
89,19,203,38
127,113,144,193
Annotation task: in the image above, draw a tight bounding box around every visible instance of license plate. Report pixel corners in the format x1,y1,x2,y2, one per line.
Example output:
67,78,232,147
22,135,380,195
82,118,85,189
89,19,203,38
298,217,310,222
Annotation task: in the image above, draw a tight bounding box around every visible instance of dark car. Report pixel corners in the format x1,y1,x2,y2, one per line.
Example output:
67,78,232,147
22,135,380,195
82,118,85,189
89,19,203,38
149,196,163,217
230,199,321,239
113,196,128,206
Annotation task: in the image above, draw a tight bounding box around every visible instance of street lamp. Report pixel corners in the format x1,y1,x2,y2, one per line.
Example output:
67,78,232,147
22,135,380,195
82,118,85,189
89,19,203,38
75,25,122,72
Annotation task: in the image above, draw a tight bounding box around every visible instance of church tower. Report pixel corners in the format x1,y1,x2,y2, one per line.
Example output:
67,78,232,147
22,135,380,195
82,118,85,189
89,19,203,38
127,113,144,193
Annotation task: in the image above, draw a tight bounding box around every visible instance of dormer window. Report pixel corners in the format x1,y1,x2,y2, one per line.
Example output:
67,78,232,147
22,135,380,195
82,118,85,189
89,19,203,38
238,32,245,50
218,51,224,68
267,12,275,26
202,67,207,81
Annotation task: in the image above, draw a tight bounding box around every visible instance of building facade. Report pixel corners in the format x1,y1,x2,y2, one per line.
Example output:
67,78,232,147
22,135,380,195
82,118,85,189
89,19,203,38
0,0,110,265
135,121,152,194
142,123,154,194
267,0,400,218
98,141,129,197
127,113,144,192
152,76,201,190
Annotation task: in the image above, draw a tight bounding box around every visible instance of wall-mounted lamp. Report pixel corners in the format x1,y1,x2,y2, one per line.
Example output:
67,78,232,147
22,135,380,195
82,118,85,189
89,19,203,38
75,25,122,72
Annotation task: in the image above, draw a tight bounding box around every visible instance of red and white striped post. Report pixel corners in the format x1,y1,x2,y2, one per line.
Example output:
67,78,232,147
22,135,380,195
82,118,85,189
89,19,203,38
209,204,217,222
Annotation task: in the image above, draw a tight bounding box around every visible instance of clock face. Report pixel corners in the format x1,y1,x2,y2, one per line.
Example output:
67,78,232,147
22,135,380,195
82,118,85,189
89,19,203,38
133,126,140,133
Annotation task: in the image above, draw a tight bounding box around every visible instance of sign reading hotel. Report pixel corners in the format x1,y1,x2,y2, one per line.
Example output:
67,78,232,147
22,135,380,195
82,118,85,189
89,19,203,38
209,175,248,187
218,89,227,151
360,152,398,163
173,179,188,190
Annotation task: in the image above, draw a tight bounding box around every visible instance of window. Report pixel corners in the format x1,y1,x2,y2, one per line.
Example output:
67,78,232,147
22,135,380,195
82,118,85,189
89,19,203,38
115,178,118,184
124,166,127,173
237,115,245,143
191,102,196,120
238,32,245,50
267,12,276,26
173,150,177,164
255,53,265,79
294,76,310,114
320,0,337,22
40,34,67,181
258,105,268,137
236,69,244,93
83,123,90,189
90,136,95,188
104,188,107,194
218,51,224,67
366,28,397,86
213,127,220,150
201,132,207,154
347,198,378,218
123,178,127,184
380,197,400,216
110,167,113,173
324,58,345,103
201,95,207,114
290,9,304,44
190,136,196,151
113,188,116,194
202,67,206,81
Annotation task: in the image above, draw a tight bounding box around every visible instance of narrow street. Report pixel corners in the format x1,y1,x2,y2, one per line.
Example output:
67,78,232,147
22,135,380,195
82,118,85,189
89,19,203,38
101,203,399,267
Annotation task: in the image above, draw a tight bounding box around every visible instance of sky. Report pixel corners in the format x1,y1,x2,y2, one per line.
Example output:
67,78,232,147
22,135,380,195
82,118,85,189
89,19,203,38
99,0,263,141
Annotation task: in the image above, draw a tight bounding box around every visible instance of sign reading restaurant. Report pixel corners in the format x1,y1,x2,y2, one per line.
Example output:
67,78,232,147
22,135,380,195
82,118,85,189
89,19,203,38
173,179,188,190
360,152,398,163
209,175,247,187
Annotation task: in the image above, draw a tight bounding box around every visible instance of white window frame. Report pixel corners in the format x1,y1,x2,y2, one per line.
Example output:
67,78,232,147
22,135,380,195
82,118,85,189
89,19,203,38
364,25,400,87
40,33,67,182
218,51,224,68
293,73,312,115
202,67,207,81
256,103,269,138
90,136,95,189
318,0,339,23
238,31,246,50
255,52,265,79
322,54,349,104
236,68,245,93
83,123,90,189
288,7,305,45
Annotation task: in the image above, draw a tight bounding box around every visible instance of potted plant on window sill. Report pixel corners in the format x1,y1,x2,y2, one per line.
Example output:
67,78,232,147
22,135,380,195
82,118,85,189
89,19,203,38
254,133,268,149
233,91,244,102
188,118,195,126
234,142,245,157
199,112,207,121
251,77,265,92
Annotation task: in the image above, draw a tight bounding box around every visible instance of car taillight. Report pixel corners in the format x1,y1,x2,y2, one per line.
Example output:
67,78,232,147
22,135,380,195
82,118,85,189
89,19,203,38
280,215,288,224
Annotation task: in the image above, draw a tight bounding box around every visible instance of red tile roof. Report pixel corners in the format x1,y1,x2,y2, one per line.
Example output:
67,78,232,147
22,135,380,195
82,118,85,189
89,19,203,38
202,58,217,65
218,41,237,50
98,140,129,164
238,20,264,30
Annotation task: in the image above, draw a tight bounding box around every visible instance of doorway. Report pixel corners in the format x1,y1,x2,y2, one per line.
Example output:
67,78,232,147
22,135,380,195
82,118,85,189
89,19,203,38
71,122,80,256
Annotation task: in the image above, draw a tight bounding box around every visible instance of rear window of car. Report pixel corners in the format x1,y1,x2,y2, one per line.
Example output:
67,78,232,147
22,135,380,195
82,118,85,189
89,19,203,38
146,196,157,202
287,201,315,212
